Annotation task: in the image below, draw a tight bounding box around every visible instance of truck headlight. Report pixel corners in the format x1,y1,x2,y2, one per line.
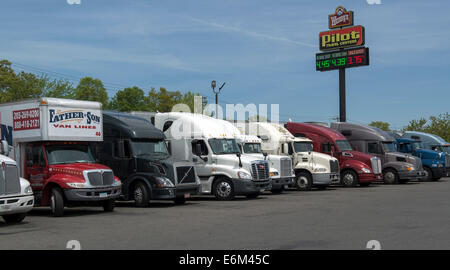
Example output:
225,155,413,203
237,171,252,179
155,177,174,188
67,182,87,188
432,163,437,168
24,185,33,194
270,171,279,177
405,166,415,171
361,168,371,174
313,168,327,173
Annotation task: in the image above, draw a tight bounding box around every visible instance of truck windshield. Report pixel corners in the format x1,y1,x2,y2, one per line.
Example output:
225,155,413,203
413,141,423,150
294,142,313,152
209,139,240,155
46,144,95,165
131,139,169,157
335,140,353,151
381,142,396,153
243,143,262,154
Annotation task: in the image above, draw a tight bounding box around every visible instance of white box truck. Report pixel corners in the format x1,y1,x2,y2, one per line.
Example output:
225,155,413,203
244,122,340,190
132,112,271,200
0,98,121,216
0,141,34,223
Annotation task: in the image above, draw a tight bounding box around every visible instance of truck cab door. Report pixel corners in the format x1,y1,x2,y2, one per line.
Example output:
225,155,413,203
25,144,49,191
191,140,211,180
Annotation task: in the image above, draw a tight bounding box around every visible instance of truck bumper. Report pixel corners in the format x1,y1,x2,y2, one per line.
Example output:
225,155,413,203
268,176,295,190
0,195,34,215
398,169,424,181
231,179,271,195
64,186,121,202
175,184,201,197
313,173,340,186
431,167,446,179
358,173,383,183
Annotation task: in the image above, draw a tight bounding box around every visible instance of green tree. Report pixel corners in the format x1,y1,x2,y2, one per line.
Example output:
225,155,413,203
41,76,74,98
403,113,450,142
369,121,391,131
147,87,200,112
73,77,108,107
109,86,148,112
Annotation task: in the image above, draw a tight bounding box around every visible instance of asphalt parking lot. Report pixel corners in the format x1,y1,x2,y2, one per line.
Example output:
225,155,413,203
1,178,450,250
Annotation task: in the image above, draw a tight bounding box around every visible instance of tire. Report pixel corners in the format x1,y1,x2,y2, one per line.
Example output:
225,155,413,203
295,172,313,191
383,169,399,184
341,170,358,187
212,178,235,200
174,197,186,205
2,213,26,224
246,193,259,199
421,167,432,182
50,187,65,217
102,199,115,212
133,182,150,207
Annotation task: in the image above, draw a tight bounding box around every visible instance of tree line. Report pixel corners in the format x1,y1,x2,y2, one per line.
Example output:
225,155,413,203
0,59,200,112
369,113,450,142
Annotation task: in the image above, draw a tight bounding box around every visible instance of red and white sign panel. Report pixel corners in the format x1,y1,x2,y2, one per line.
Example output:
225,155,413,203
328,6,354,29
13,108,40,131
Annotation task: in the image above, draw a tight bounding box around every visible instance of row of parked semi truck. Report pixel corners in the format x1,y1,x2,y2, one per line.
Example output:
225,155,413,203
0,98,448,223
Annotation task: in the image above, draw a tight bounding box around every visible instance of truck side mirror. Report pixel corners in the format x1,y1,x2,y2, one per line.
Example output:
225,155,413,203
282,143,289,155
195,143,202,156
116,141,125,158
1,140,9,156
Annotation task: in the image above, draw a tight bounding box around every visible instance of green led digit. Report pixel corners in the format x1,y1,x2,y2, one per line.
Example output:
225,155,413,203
338,57,346,66
324,60,330,68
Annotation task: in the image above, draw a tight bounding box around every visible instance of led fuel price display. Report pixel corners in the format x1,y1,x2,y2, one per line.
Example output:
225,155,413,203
316,47,369,72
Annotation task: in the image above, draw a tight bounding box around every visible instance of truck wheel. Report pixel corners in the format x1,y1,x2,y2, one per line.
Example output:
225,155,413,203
212,178,235,200
383,169,399,184
341,170,358,187
295,172,312,191
133,182,150,207
50,187,65,217
246,193,259,199
2,213,26,224
102,199,115,212
421,167,432,182
174,197,186,205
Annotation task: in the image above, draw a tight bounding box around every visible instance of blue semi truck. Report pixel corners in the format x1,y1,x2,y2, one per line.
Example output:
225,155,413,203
395,137,446,181
401,131,450,177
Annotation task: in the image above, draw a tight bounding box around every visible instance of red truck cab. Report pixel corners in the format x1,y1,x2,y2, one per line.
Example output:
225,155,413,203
285,122,382,187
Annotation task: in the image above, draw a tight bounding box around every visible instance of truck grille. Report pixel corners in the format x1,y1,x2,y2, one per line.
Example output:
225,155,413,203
0,165,21,195
251,161,270,181
280,158,292,177
86,170,114,186
176,166,196,184
330,159,339,173
370,157,382,174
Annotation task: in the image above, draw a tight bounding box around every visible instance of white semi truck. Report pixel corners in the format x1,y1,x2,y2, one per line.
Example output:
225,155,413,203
244,122,340,190
222,121,295,193
0,141,34,223
135,112,271,200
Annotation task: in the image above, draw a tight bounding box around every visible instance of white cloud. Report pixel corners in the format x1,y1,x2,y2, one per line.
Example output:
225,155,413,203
67,0,81,5
367,0,382,4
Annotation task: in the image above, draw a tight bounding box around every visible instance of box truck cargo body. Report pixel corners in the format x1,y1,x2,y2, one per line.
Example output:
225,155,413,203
285,122,382,187
133,112,271,200
331,122,425,184
91,111,201,207
0,98,121,216
0,141,34,223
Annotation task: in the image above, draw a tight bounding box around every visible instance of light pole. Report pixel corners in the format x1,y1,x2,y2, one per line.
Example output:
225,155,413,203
211,80,226,119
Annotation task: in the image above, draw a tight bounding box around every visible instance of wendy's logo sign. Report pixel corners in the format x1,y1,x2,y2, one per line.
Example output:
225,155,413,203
328,6,354,29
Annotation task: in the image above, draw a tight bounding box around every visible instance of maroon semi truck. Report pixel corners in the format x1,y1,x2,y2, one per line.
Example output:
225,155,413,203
285,122,382,187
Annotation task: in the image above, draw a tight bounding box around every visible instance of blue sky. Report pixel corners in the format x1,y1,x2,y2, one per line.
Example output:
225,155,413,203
0,0,449,129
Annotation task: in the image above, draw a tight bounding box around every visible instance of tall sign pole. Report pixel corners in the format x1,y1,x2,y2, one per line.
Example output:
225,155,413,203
316,6,369,122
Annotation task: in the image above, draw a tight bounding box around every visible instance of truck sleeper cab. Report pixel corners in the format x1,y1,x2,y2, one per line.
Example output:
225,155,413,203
0,98,121,217
331,122,425,184
285,122,382,187
395,138,445,181
246,122,340,191
92,111,201,207
149,112,271,200
402,131,450,177
0,141,34,224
